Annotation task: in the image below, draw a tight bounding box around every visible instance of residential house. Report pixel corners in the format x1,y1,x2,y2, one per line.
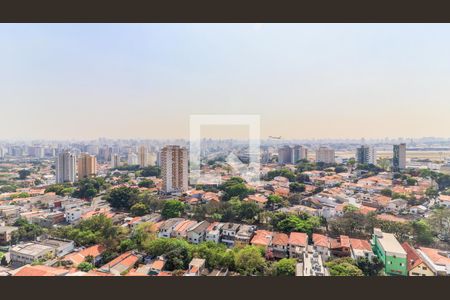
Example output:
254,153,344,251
288,232,308,259
245,194,268,208
312,233,330,261
158,218,185,238
386,199,408,214
270,232,289,259
12,265,70,276
187,220,210,244
220,223,241,247
401,242,434,276
437,194,450,208
39,237,75,257
417,247,450,276
99,251,140,275
10,242,55,265
297,246,329,276
250,230,273,249
235,224,256,246
0,226,18,244
205,222,223,243
350,238,375,260
371,228,407,276
185,258,206,276
63,244,105,267
149,257,166,275
172,220,198,239
329,235,351,257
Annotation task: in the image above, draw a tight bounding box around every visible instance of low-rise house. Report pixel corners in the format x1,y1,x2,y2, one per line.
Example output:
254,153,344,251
149,257,166,275
350,238,375,260
187,220,210,244
10,242,55,265
386,199,408,214
409,205,427,215
12,264,70,276
39,237,75,257
205,222,223,243
0,205,20,220
172,220,198,239
329,235,351,258
0,226,18,244
250,230,273,249
437,194,450,208
371,228,407,276
288,232,308,259
401,242,434,276
65,207,91,224
63,244,105,267
185,258,206,276
270,232,289,259
158,218,185,238
32,212,65,228
220,223,241,247
202,192,220,203
245,194,268,208
312,233,330,261
235,224,256,246
417,247,450,276
99,251,140,276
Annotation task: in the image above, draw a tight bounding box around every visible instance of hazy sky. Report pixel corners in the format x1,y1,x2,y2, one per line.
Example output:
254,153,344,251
1,24,450,140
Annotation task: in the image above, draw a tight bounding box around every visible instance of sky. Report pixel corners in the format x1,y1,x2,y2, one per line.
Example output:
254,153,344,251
0,24,450,140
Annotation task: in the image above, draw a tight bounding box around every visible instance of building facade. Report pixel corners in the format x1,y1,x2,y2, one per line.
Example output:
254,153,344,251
356,145,376,165
315,147,335,164
371,228,407,276
77,152,97,179
160,145,188,193
393,143,406,172
56,150,76,184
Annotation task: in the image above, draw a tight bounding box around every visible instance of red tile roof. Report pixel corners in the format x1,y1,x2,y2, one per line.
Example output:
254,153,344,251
288,232,308,247
312,233,329,248
13,265,68,276
419,247,450,266
272,232,289,246
350,238,372,252
250,230,273,247
401,242,423,271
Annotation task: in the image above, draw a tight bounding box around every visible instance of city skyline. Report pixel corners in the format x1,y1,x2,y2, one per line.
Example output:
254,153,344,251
1,24,450,139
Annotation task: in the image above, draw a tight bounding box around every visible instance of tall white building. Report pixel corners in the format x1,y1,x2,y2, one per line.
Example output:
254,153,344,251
160,145,188,193
138,145,149,168
356,145,376,165
393,143,406,172
56,150,76,183
127,152,138,165
315,147,335,164
110,153,121,168
292,145,308,163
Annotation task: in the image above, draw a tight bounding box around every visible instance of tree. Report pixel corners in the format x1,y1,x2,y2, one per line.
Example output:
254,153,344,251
161,199,185,219
235,246,266,276
274,214,320,235
138,179,155,188
105,186,140,210
325,257,363,276
140,166,161,177
267,194,284,210
272,258,296,276
296,173,310,183
289,182,305,193
238,202,261,222
356,256,384,276
18,169,31,180
130,203,150,216
220,177,254,201
11,218,45,243
380,188,393,197
72,178,106,199
1,256,7,266
334,165,348,173
77,262,94,272
266,169,296,182
411,220,434,246
144,238,191,270
427,208,450,241
425,187,439,199
406,177,418,186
